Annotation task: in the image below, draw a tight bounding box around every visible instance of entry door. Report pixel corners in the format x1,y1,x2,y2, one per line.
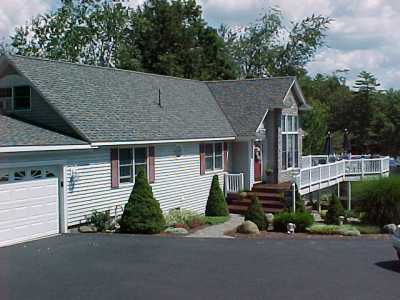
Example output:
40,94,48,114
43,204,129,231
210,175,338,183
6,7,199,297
254,144,262,182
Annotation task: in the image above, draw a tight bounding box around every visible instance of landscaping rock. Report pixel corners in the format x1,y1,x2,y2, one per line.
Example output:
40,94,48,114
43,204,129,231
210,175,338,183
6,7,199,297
266,213,274,231
237,221,260,234
383,224,397,234
79,225,98,233
164,227,189,235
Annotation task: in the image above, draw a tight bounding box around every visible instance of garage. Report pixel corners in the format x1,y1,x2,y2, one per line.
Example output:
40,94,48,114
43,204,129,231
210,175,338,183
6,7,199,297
0,166,60,247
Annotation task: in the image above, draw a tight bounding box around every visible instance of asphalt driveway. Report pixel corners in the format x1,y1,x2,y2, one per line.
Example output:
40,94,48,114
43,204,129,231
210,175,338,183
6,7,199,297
0,234,399,300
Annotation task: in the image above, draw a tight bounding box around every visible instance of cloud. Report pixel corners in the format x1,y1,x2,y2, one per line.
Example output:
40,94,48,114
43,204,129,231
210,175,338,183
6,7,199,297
0,0,53,38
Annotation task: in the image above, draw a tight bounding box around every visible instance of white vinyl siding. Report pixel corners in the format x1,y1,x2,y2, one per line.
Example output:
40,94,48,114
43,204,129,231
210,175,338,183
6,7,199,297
1,143,225,226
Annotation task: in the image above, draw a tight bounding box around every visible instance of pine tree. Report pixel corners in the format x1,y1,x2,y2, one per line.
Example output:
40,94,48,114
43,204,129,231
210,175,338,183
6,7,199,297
245,196,267,230
205,175,229,217
325,194,345,225
119,169,165,234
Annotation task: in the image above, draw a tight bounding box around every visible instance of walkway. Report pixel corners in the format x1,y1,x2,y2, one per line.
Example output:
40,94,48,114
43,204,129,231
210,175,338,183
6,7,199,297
187,214,244,238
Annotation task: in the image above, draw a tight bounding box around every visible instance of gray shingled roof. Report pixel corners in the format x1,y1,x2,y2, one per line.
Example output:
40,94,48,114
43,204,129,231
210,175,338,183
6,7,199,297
0,114,87,147
206,78,295,138
6,55,236,143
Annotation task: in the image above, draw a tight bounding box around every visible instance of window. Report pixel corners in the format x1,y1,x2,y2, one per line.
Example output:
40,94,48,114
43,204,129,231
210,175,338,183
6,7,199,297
204,143,223,172
119,149,133,184
281,115,299,170
0,170,9,184
134,147,147,176
14,170,26,181
118,147,148,184
30,169,42,179
0,88,12,98
13,86,31,111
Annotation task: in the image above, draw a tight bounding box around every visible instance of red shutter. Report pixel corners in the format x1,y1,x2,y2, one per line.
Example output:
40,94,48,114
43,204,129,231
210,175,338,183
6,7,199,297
148,146,155,184
200,144,205,175
223,142,228,172
110,148,119,189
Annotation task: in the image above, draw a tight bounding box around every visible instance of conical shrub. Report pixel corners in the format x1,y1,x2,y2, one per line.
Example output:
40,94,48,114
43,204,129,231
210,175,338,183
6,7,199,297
245,195,267,230
325,194,345,225
119,169,165,234
205,175,229,216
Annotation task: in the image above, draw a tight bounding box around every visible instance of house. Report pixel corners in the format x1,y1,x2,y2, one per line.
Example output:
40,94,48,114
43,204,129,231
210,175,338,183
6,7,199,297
0,55,389,247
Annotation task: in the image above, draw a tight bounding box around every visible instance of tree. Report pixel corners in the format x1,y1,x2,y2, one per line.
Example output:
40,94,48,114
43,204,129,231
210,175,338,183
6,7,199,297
245,196,267,230
222,8,331,78
119,169,165,234
205,175,229,217
325,194,345,225
12,0,135,67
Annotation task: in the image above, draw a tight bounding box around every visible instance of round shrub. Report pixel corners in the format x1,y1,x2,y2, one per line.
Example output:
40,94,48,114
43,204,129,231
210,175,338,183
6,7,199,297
245,196,267,230
205,175,229,217
119,169,166,234
354,176,400,226
325,194,345,225
274,212,314,233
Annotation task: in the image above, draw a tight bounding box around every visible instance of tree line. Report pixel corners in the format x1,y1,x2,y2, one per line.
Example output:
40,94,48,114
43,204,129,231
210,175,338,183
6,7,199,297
2,0,399,156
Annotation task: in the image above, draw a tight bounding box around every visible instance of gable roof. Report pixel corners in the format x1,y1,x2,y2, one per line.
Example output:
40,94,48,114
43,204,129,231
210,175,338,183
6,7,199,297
0,114,88,149
206,77,297,138
4,55,236,143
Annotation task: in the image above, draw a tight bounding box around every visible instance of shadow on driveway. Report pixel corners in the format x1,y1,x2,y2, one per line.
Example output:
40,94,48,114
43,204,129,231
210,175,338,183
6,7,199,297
375,260,400,273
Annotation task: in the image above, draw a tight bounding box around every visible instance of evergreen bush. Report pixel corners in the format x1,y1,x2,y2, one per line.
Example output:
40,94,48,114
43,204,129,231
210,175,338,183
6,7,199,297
245,196,267,230
325,194,345,225
119,169,165,234
274,211,314,233
205,175,229,217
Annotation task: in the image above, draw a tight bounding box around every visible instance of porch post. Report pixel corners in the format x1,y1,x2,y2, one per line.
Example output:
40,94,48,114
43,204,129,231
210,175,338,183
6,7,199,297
347,181,352,211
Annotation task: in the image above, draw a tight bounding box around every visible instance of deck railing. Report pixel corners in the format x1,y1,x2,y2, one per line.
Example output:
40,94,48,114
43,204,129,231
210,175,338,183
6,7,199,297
224,173,244,195
295,156,390,193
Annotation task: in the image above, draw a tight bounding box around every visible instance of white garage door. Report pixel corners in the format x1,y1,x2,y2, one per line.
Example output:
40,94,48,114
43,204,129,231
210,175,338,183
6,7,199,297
0,167,60,247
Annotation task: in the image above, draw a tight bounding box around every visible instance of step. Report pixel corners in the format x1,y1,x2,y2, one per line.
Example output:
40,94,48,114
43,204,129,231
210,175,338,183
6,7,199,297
229,199,285,208
228,204,284,214
227,192,284,200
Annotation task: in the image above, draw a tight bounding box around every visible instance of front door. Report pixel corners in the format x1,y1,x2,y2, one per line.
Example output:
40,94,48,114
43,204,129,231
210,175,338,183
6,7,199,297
254,143,262,182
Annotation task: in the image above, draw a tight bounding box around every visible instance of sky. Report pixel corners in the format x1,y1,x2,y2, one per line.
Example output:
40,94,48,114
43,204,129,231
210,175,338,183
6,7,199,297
0,0,398,89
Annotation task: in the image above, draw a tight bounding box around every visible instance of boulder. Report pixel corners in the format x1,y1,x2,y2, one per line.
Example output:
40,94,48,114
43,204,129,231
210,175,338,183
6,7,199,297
383,224,397,234
164,227,189,235
79,225,98,233
237,221,260,234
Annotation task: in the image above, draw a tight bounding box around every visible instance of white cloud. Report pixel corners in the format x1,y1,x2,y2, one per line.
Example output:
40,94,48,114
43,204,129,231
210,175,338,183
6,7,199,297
0,0,53,38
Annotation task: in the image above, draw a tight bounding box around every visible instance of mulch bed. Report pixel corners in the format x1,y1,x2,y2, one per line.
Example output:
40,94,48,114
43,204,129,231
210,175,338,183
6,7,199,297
224,230,392,240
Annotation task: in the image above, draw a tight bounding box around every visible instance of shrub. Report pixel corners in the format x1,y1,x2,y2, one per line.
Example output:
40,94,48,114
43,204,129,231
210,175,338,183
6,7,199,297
88,210,112,232
354,176,400,226
165,209,199,227
204,216,229,225
205,175,229,217
245,196,267,230
306,224,360,236
274,211,314,233
325,194,345,225
119,169,165,234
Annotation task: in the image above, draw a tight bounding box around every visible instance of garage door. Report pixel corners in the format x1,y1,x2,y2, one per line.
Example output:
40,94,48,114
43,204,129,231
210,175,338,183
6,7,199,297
0,167,60,247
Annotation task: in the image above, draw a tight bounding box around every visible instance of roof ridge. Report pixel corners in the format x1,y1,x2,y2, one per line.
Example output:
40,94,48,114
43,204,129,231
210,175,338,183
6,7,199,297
205,76,296,83
8,54,203,83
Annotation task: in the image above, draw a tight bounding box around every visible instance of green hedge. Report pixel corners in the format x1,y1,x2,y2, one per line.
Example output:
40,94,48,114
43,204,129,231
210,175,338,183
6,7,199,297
274,212,314,233
354,176,400,226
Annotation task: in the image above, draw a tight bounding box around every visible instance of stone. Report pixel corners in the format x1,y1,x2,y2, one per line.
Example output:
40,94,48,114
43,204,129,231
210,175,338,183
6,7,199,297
164,227,189,235
383,224,397,234
237,221,260,234
79,225,98,233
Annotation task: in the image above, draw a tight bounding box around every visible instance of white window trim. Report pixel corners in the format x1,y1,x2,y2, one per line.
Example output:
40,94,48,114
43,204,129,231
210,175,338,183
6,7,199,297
205,142,224,173
118,146,150,185
12,85,32,112
281,115,299,170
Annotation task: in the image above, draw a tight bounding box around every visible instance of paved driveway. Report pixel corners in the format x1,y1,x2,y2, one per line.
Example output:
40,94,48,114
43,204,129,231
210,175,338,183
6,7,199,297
0,234,399,300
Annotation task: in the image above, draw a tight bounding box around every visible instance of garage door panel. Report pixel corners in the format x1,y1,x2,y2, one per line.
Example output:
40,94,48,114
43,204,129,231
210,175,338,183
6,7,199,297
0,177,59,247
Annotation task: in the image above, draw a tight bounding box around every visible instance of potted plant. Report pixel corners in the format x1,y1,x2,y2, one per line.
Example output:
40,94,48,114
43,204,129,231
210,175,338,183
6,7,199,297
265,167,274,182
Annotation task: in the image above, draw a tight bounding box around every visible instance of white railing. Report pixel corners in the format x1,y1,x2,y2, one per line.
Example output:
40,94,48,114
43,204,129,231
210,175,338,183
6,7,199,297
301,155,329,168
295,156,390,192
224,173,244,195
